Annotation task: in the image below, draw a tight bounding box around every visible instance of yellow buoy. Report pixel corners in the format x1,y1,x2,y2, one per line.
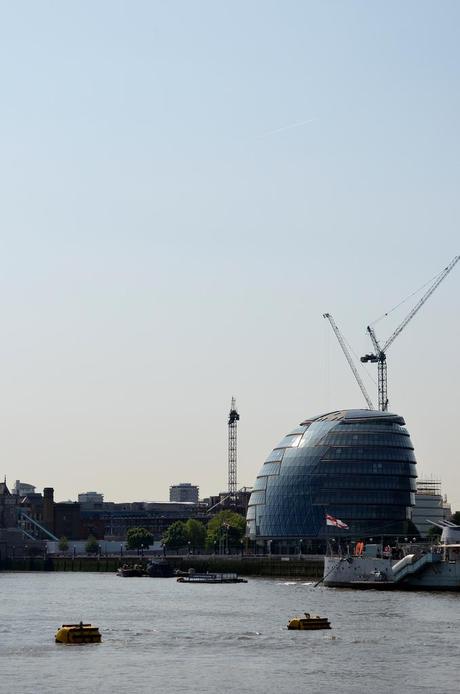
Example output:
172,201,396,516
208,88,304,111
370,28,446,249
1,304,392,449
55,622,101,644
287,613,331,630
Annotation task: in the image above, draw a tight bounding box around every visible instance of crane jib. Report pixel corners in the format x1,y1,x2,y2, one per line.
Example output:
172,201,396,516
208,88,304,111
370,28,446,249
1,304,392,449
362,255,459,411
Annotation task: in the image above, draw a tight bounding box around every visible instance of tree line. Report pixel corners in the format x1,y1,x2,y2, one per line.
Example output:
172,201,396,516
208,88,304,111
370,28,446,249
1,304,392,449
127,510,246,553
57,510,247,554
160,511,246,553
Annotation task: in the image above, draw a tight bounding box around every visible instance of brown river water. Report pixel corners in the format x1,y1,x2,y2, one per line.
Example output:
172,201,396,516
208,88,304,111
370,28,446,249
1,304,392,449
0,572,458,694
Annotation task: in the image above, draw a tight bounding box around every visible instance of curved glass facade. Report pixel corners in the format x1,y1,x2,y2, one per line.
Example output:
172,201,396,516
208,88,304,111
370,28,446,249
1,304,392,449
246,409,417,545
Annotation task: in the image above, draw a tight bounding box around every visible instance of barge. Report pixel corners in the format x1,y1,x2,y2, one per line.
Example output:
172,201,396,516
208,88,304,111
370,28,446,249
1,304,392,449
177,572,247,584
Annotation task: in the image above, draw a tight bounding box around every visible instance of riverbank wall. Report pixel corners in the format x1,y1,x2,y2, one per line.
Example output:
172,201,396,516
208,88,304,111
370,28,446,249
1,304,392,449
0,555,324,577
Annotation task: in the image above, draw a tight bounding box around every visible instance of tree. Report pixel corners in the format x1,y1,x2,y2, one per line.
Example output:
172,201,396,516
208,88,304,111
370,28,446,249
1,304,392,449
427,525,441,540
58,536,69,552
85,535,99,554
185,519,206,552
206,511,246,553
126,527,154,550
162,521,188,551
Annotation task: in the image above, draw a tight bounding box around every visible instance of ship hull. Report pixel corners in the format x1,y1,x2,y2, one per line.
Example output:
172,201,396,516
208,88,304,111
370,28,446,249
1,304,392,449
323,555,460,591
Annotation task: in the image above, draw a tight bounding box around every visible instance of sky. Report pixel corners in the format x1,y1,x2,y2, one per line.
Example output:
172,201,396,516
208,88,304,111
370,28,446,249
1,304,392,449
0,1,459,507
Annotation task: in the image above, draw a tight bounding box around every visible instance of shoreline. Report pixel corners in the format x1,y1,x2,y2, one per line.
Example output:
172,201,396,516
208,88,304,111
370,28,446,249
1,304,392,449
0,555,324,577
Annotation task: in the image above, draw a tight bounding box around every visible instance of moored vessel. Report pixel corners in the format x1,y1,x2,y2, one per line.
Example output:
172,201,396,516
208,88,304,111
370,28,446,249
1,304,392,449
177,572,247,584
116,560,173,577
145,559,174,577
116,564,145,577
322,521,460,590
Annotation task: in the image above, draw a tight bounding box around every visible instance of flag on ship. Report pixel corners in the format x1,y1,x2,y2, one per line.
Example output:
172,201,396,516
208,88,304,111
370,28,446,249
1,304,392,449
325,514,349,529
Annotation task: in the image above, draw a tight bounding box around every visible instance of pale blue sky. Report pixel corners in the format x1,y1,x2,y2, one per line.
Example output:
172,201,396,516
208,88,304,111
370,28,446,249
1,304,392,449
0,2,459,506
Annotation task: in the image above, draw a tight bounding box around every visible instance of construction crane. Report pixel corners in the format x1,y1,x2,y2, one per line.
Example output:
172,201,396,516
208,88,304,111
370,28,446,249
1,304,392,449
323,313,375,409
228,397,240,495
361,255,460,411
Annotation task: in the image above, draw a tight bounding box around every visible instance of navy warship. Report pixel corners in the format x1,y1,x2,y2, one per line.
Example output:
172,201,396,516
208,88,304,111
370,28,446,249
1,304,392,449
322,521,460,590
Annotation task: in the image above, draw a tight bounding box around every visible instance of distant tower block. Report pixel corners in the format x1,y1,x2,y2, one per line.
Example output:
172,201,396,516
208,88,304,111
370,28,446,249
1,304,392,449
228,397,240,495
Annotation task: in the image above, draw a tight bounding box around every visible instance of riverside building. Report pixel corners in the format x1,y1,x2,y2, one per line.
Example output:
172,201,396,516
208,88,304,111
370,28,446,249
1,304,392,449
246,409,418,554
169,483,199,504
412,479,452,538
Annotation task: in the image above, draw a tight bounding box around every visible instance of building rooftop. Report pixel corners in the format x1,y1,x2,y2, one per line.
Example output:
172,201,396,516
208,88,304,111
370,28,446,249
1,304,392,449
0,481,11,496
301,409,406,425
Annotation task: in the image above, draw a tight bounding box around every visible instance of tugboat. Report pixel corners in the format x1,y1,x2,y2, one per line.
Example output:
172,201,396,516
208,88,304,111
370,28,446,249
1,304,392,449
287,613,331,630
55,622,101,644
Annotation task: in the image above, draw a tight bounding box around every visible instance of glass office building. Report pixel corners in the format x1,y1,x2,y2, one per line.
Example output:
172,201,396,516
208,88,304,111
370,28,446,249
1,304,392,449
246,409,417,551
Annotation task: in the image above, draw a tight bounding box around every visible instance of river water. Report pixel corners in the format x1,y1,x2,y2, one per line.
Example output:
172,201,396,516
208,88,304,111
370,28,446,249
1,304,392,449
0,571,458,694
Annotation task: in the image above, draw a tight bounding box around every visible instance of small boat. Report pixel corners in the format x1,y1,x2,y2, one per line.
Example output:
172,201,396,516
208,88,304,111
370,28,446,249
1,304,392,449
116,561,173,577
55,622,101,644
287,613,331,630
145,560,174,578
116,564,146,577
177,572,247,584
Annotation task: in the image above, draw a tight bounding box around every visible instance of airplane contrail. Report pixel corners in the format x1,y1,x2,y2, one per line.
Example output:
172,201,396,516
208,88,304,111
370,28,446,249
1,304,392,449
259,117,316,138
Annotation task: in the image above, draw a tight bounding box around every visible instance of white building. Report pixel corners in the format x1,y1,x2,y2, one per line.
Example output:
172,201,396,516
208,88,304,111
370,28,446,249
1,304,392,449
14,480,36,496
78,491,104,505
169,483,199,504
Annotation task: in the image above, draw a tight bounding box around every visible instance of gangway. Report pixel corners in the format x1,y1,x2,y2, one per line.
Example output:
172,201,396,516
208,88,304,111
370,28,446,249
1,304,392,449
391,552,442,582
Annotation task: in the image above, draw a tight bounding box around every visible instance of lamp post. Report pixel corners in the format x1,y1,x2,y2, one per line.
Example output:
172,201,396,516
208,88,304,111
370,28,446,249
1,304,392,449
299,539,303,558
213,541,217,556
120,544,123,560
223,523,229,555
187,541,191,556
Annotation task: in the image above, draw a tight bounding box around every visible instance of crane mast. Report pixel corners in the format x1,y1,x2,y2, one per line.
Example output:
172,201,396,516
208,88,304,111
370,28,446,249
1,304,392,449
323,313,374,409
362,325,388,411
228,397,239,495
361,255,459,411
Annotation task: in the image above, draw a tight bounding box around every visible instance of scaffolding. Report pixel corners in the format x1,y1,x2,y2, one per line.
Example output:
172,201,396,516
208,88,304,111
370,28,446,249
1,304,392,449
416,478,442,496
